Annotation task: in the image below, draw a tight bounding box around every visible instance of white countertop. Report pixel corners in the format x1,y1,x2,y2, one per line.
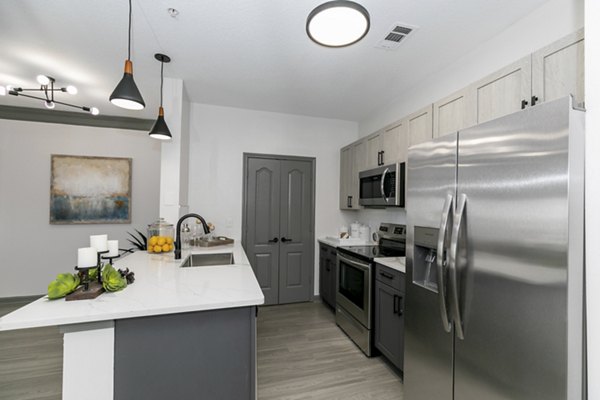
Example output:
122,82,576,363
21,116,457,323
374,257,406,273
0,243,264,331
318,237,375,248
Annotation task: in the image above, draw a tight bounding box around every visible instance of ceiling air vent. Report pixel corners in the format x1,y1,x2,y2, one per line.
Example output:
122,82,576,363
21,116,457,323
375,23,418,50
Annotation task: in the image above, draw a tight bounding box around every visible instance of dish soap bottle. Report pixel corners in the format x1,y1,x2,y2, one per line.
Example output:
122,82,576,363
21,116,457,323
181,223,191,250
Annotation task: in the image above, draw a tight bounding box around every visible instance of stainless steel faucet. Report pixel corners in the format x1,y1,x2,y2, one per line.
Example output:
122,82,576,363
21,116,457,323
174,213,210,259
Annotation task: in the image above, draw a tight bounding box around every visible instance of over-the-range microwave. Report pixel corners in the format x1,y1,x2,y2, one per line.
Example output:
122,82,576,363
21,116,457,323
359,162,405,207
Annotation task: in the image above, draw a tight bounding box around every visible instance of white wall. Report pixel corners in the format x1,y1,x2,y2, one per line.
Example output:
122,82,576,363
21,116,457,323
159,78,192,223
187,104,358,295
359,0,584,136
0,119,161,297
585,0,600,397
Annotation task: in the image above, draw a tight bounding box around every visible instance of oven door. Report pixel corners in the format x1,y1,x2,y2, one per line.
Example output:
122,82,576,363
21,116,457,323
336,253,372,328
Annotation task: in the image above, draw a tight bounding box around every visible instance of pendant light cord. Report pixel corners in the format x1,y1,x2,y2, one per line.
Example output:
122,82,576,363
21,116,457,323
160,61,164,108
127,0,132,60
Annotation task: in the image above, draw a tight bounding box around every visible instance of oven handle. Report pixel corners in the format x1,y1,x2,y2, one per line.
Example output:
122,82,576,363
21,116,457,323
380,167,390,203
337,253,371,272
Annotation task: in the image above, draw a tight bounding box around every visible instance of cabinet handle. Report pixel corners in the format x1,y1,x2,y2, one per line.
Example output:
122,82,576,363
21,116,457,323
521,99,528,109
379,271,394,280
377,151,381,166
380,150,385,165
281,237,292,243
397,295,403,316
531,95,539,106
393,294,398,314
347,195,352,208
268,238,279,243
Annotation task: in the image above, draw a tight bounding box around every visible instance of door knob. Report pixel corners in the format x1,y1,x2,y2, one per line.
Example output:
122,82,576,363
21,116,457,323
268,238,279,243
281,237,292,243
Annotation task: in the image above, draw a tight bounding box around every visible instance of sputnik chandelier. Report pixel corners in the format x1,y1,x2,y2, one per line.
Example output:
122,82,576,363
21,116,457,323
6,75,99,115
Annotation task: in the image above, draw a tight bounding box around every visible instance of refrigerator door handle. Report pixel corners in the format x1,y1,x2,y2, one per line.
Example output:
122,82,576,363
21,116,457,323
449,193,467,340
437,194,453,333
380,167,390,203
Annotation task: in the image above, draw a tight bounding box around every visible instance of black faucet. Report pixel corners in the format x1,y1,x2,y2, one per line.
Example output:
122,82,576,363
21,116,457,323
174,213,210,260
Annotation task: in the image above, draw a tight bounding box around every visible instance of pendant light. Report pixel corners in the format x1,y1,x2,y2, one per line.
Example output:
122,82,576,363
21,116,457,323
109,0,145,110
148,54,172,140
306,1,370,48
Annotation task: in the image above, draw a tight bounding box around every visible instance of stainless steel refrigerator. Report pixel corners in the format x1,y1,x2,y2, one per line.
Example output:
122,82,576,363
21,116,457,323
404,96,585,400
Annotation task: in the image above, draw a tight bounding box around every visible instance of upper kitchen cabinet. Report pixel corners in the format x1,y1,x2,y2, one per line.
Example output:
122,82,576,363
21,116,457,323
433,87,476,138
406,104,433,147
351,139,367,204
472,56,532,124
366,123,406,168
532,28,584,107
366,130,383,168
339,145,353,210
339,139,367,210
383,121,407,164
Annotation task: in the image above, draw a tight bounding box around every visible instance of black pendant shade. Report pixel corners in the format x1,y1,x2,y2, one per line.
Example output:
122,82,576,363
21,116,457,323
149,53,172,140
110,0,145,110
149,107,172,140
110,60,145,110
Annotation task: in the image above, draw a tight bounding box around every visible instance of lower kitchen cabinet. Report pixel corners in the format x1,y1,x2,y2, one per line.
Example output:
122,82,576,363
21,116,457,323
319,243,337,309
374,265,405,371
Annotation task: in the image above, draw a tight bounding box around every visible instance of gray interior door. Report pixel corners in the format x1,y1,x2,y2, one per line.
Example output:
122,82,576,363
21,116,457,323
278,160,313,304
245,158,281,305
244,155,315,305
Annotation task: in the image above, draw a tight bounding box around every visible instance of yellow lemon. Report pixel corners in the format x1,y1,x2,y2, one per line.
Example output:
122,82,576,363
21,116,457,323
162,244,170,252
168,244,174,251
157,237,166,246
149,236,158,246
166,237,173,245
154,245,163,253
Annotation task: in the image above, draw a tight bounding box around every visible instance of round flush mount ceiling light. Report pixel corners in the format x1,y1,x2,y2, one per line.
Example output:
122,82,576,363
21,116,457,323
306,1,370,48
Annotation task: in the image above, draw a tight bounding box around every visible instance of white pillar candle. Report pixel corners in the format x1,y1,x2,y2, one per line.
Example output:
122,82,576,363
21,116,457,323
90,234,108,252
107,240,119,257
78,247,98,268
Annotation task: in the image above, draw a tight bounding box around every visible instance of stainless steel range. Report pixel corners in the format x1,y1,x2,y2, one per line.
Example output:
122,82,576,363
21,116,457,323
336,222,406,356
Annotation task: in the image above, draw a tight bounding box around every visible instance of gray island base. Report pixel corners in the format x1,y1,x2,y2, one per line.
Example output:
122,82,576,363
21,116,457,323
114,306,257,400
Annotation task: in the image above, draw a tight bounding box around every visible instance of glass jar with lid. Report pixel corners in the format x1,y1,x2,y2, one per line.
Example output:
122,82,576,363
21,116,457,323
147,218,175,253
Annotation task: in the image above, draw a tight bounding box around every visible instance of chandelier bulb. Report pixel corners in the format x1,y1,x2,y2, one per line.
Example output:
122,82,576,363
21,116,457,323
37,75,51,85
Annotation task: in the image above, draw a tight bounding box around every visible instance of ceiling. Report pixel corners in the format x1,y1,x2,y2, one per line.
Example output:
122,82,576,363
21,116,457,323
0,0,550,121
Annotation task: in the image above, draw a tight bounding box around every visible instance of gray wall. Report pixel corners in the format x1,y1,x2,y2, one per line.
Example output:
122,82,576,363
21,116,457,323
0,119,161,297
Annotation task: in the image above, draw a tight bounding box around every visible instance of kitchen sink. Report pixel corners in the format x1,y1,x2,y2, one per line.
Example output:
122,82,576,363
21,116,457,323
180,253,234,267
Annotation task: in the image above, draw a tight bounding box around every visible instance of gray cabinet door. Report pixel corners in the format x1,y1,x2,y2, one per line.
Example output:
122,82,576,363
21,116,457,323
319,245,329,305
245,158,281,305
278,159,313,304
328,248,337,308
374,280,405,371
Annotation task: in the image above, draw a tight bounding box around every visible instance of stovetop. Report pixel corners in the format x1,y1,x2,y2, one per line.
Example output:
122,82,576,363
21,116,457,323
337,222,406,263
338,245,404,262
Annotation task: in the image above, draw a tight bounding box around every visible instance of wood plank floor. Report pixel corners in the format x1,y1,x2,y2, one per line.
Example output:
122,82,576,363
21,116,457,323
0,299,403,399
258,302,403,400
0,298,62,400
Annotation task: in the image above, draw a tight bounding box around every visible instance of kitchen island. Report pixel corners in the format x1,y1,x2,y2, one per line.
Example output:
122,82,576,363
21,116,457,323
0,243,264,400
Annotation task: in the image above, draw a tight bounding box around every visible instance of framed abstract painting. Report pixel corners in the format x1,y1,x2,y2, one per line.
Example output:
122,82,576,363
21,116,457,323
50,155,132,224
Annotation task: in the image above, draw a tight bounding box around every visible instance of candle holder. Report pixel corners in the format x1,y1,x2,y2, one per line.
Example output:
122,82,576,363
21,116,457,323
101,253,121,266
66,266,104,301
96,250,109,283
